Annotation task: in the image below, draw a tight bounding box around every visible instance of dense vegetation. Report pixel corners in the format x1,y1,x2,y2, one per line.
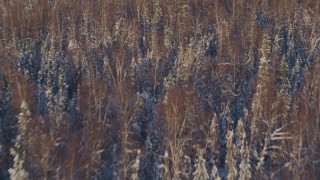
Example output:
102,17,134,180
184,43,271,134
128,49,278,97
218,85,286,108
0,0,319,179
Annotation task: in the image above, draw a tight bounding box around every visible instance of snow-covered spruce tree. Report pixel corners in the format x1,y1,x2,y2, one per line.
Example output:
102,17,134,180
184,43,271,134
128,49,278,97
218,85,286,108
139,131,160,180
0,75,13,143
261,32,271,60
235,118,245,166
176,42,192,85
80,9,89,43
45,39,56,113
9,148,28,180
274,56,290,125
206,113,218,164
211,164,221,180
58,67,67,112
208,113,218,148
235,118,245,154
251,32,271,140
129,57,138,88
151,0,161,56
103,56,114,90
130,149,141,180
193,35,207,92
236,119,251,180
9,100,30,180
180,155,192,179
279,56,289,88
38,36,51,115
193,150,209,180
239,143,251,180
55,66,67,127
88,18,97,51
291,57,303,93
226,131,237,180
37,66,47,115
247,48,255,73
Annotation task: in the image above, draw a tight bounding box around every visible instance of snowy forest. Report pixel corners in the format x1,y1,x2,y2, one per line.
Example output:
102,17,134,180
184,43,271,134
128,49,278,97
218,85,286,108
0,0,320,179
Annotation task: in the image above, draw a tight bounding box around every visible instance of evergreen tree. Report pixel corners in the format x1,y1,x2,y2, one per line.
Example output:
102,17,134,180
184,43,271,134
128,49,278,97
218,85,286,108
58,67,67,112
239,143,251,180
279,56,289,87
207,113,218,164
0,75,16,180
9,149,28,180
211,164,220,180
193,150,209,180
176,42,190,84
38,68,47,115
251,32,271,138
275,56,290,124
248,48,255,72
261,32,271,59
235,119,244,149
45,39,56,113
0,75,13,143
130,149,141,180
237,119,251,180
180,155,192,179
139,132,160,179
9,100,30,180
226,130,237,180
291,57,303,93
